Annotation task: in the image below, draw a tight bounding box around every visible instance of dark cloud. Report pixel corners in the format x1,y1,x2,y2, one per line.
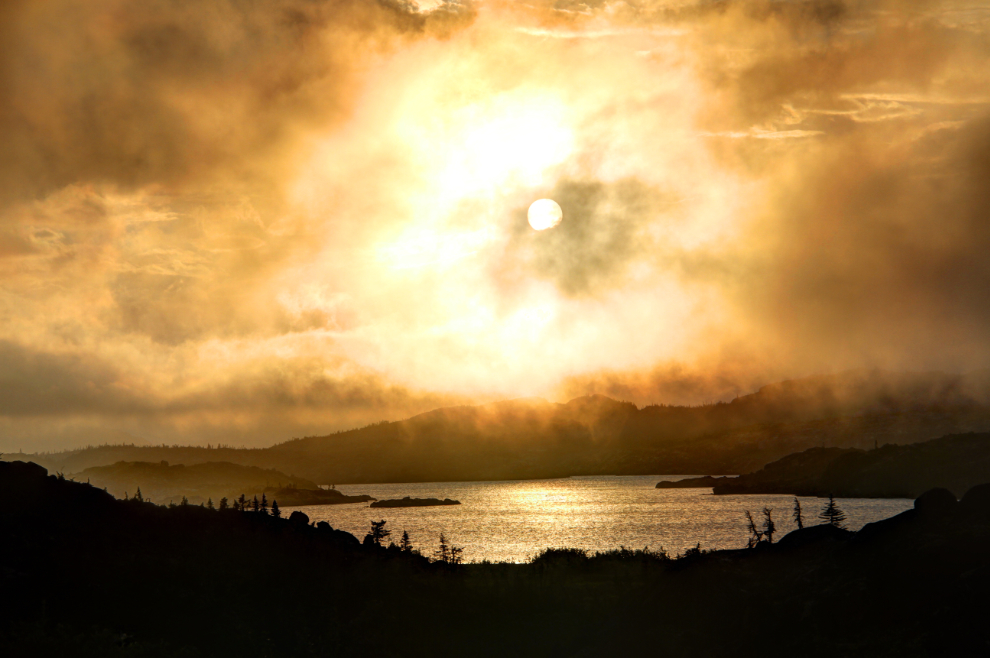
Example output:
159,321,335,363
0,340,141,416
733,113,990,371
500,178,676,296
0,338,468,448
0,0,475,207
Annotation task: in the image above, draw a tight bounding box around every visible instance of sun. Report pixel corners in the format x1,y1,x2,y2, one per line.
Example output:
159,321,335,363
528,199,563,231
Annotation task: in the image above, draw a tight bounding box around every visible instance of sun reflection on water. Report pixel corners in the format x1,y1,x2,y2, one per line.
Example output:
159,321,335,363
287,476,914,564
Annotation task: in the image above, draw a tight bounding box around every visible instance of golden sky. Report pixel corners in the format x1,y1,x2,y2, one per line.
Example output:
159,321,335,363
2,0,990,449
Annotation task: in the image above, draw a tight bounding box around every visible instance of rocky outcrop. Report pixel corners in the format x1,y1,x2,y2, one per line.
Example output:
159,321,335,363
288,510,310,526
369,497,460,508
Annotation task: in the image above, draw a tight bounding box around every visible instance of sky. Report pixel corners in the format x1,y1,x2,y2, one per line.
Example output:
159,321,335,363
2,0,990,450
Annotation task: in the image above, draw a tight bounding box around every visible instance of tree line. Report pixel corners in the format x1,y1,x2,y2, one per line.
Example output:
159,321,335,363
745,494,848,546
123,489,284,518
363,519,464,564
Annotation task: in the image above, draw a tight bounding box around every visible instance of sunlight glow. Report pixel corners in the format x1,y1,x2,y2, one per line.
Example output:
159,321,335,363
429,94,574,202
527,199,563,230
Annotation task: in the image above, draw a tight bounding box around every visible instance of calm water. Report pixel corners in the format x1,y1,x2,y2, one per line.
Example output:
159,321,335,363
285,476,914,563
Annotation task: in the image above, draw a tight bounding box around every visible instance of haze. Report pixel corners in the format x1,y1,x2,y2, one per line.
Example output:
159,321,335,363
2,0,989,450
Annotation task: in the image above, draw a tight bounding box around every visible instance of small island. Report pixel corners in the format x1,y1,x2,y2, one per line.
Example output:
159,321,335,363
656,476,738,489
263,486,376,507
370,496,461,508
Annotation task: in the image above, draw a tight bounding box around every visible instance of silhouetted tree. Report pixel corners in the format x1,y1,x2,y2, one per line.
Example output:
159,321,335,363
432,533,464,564
207,498,215,510
793,498,804,530
762,507,776,543
365,520,391,547
819,495,847,529
399,530,413,552
433,533,450,563
218,497,228,511
238,494,247,511
180,496,189,507
251,496,259,513
744,510,762,548
681,542,704,558
271,500,280,518
135,488,143,503
260,494,268,514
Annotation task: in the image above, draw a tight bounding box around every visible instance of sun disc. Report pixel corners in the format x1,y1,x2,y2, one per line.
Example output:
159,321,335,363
527,199,563,231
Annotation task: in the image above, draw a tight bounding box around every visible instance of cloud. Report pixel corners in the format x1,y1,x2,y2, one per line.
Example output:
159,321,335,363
3,0,990,448
0,338,469,449
0,0,474,206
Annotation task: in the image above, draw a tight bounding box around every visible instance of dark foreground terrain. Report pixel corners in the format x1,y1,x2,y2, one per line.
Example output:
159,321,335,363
3,459,990,657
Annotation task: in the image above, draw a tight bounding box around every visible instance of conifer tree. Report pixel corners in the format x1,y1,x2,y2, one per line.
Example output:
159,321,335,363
207,498,215,510
399,530,413,552
793,498,804,530
819,495,847,529
218,497,228,511
431,533,464,564
271,500,281,518
135,488,143,503
762,507,776,543
433,533,451,564
251,496,259,513
260,494,268,514
238,494,247,511
366,520,390,547
180,496,189,507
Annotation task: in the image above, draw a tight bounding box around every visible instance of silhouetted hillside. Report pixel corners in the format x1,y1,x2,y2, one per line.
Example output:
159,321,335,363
712,432,990,498
21,370,990,484
75,460,320,505
3,458,990,656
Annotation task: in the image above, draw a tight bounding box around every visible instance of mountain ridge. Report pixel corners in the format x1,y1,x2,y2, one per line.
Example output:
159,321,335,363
20,369,990,484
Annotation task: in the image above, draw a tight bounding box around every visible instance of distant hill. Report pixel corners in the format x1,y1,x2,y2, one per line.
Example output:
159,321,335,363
711,433,990,498
76,461,319,505
23,369,990,484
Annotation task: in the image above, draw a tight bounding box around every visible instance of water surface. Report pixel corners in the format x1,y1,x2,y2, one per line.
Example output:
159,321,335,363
285,475,914,563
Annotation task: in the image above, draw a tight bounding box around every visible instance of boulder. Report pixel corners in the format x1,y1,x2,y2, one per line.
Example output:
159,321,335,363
959,483,990,519
914,488,957,517
288,510,310,526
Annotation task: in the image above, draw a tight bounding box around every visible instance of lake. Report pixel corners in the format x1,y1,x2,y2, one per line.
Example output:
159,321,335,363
284,475,915,563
